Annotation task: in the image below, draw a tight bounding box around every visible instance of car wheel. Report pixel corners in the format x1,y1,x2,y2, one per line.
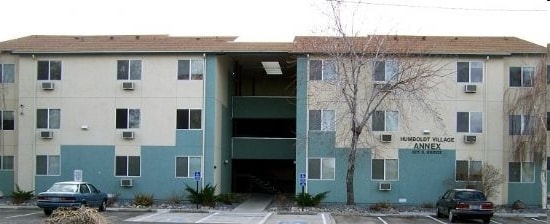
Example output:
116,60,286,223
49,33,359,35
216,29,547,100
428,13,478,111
448,209,456,223
44,209,53,216
483,218,491,223
436,207,443,218
98,200,107,212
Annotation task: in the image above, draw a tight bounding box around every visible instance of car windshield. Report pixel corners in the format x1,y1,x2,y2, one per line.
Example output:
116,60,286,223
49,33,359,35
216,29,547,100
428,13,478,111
47,183,78,193
455,191,487,201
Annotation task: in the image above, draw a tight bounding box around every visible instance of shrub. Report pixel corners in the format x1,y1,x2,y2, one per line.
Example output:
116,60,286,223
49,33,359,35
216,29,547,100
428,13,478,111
11,185,34,204
45,207,107,224
106,193,119,206
370,201,392,211
185,184,217,207
294,191,329,207
133,192,154,207
167,191,184,204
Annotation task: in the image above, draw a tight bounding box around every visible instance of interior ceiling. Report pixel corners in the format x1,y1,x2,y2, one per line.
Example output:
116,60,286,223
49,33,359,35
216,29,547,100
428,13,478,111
229,53,295,77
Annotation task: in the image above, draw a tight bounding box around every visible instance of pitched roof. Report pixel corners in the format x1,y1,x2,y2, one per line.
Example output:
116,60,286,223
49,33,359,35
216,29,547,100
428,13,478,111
293,35,547,55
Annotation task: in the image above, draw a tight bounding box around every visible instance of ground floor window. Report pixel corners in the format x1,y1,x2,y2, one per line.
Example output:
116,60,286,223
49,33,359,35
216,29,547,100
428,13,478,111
308,158,335,180
175,156,202,178
36,155,60,175
1,155,14,170
455,160,482,181
509,162,534,183
115,156,140,177
372,159,398,180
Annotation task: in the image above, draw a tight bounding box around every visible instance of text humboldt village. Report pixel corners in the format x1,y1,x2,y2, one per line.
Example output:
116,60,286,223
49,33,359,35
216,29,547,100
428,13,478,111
400,136,455,154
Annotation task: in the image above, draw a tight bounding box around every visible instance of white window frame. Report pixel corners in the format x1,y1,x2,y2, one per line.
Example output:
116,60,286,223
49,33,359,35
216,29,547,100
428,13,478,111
0,64,15,83
509,66,534,87
0,155,14,170
36,108,60,129
309,60,336,81
455,160,482,181
175,156,202,178
374,60,398,82
117,59,142,80
457,61,484,83
509,114,533,135
372,110,398,131
116,108,140,129
37,60,62,80
509,161,535,183
177,59,204,80
371,159,399,181
176,109,202,130
0,111,15,130
309,109,335,131
115,155,141,177
457,112,482,133
308,158,335,180
36,155,60,176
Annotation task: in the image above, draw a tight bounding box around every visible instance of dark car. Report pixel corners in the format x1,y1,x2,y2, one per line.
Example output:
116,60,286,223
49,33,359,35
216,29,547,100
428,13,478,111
436,189,494,223
37,181,108,215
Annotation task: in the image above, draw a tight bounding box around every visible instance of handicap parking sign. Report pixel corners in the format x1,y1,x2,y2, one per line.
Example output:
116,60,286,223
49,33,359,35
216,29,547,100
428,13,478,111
194,171,201,181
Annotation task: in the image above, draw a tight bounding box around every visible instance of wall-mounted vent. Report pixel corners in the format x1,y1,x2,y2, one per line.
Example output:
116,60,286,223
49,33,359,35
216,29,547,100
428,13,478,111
120,179,133,187
122,131,134,139
41,82,54,90
122,82,135,90
379,182,391,191
40,131,53,139
464,84,477,93
464,135,477,143
380,134,392,143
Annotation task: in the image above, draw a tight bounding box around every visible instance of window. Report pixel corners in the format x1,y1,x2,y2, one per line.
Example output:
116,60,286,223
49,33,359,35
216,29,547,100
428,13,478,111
457,112,482,133
36,109,60,129
309,60,336,80
547,112,550,131
546,65,549,85
509,66,534,87
509,162,534,182
36,155,60,175
455,160,482,181
37,60,61,80
308,110,335,131
115,156,140,176
117,60,142,80
0,156,14,170
308,158,335,180
509,115,533,135
372,159,398,180
178,60,204,80
116,109,140,129
457,62,483,83
175,156,202,177
0,64,15,83
372,111,398,131
0,111,14,130
374,60,398,82
177,109,202,129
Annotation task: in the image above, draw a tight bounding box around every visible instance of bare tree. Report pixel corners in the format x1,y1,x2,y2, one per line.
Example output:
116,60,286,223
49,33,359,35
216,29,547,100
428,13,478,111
302,1,450,205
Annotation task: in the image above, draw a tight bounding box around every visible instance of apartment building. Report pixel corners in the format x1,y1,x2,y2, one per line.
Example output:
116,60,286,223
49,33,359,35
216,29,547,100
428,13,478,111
0,35,547,206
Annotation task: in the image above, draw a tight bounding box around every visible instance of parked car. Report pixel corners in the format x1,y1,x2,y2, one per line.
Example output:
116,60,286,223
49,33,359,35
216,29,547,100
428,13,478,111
436,189,494,223
37,181,108,215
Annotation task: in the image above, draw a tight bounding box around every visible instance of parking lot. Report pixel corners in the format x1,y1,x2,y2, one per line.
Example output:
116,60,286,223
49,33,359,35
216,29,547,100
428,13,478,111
0,209,547,224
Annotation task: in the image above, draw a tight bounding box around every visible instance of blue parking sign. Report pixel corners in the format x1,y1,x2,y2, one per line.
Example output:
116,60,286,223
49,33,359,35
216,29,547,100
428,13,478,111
194,171,201,181
299,173,306,186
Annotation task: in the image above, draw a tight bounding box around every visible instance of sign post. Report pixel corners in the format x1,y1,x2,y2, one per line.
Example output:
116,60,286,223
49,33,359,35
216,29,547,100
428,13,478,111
299,173,306,211
194,171,201,209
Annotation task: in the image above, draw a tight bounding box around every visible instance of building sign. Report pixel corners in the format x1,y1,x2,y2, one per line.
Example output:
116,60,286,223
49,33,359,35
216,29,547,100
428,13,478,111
400,136,455,155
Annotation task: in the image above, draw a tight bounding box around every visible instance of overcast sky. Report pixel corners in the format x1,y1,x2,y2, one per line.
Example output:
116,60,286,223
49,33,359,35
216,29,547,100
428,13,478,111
2,0,549,46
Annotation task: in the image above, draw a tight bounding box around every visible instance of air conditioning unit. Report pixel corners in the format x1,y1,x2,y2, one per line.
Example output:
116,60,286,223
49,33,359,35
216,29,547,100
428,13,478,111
122,131,134,139
40,131,54,139
374,83,391,92
464,84,477,93
120,179,133,187
380,134,392,143
379,182,392,191
464,135,477,143
41,82,54,90
122,82,135,90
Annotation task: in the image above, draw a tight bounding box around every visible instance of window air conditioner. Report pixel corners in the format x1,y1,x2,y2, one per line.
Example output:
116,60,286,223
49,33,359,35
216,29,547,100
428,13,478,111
122,131,134,139
41,82,54,90
380,134,392,143
120,179,133,187
379,182,392,191
464,135,477,143
40,131,54,139
464,84,477,93
122,82,135,90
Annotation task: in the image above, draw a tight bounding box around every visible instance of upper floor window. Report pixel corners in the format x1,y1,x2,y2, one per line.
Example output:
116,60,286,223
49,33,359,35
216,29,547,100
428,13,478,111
309,60,336,81
457,61,483,83
175,156,202,178
546,65,549,85
36,155,60,176
372,110,398,131
547,112,550,131
177,109,202,130
372,159,398,180
456,160,482,181
510,66,534,87
457,112,482,133
37,109,60,129
0,155,14,170
0,111,14,130
0,64,15,83
509,161,534,183
309,110,335,131
117,60,141,80
37,60,61,80
374,60,398,82
115,156,140,177
308,158,335,180
178,60,204,80
509,115,533,135
116,109,140,129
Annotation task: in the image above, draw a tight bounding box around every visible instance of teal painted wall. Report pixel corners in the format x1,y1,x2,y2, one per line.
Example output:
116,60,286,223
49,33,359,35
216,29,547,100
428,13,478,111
508,161,542,206
0,171,14,195
204,55,218,188
232,138,296,159
295,57,308,193
233,97,296,119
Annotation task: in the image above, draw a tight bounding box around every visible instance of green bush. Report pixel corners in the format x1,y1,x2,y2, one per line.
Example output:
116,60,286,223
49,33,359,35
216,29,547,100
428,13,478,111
369,201,392,211
185,184,217,207
45,207,107,224
294,191,329,207
133,192,154,207
11,185,34,204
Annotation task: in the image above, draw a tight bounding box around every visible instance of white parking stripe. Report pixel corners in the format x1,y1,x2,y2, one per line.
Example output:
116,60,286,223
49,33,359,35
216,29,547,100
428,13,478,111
530,217,546,223
130,210,168,222
426,215,447,224
5,212,42,219
490,219,503,224
321,213,328,224
377,217,388,224
196,212,218,223
258,212,273,224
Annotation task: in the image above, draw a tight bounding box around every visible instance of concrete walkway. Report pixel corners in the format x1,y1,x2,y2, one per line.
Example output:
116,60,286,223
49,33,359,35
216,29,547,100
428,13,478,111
232,194,274,212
